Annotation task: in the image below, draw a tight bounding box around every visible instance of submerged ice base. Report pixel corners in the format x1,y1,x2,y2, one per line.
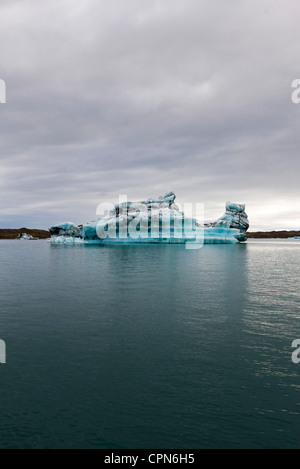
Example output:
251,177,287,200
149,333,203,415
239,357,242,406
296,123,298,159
49,193,249,246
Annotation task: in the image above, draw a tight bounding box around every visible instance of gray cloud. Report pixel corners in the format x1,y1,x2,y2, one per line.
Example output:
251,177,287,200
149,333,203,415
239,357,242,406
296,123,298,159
0,0,300,230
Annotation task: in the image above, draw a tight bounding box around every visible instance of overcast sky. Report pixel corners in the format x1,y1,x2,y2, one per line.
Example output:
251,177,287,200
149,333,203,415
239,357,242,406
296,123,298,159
0,0,300,230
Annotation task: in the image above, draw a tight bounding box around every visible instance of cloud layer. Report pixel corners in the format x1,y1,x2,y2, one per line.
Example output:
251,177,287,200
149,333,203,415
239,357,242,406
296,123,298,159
0,0,300,230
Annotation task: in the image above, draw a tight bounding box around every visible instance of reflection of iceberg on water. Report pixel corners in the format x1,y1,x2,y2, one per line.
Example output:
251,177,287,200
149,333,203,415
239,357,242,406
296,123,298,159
48,192,249,245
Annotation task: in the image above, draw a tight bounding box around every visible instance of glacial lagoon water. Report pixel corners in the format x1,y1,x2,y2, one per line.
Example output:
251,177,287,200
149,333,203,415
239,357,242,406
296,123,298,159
0,239,299,449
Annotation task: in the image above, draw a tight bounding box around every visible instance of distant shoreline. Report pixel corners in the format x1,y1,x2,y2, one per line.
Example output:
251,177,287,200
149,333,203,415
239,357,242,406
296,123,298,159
0,229,50,239
0,228,300,240
247,231,300,239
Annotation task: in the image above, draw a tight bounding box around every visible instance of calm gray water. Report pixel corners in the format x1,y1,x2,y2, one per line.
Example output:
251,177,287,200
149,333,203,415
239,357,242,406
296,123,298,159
0,239,299,449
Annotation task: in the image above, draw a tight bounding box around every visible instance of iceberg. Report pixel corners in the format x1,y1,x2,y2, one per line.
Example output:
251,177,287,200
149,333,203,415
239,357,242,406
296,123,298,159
206,202,249,242
17,233,39,240
49,192,249,245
